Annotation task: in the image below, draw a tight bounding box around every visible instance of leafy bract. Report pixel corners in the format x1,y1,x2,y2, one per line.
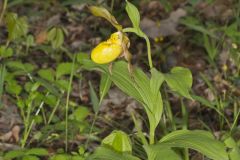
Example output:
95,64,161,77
124,1,145,37
125,1,140,31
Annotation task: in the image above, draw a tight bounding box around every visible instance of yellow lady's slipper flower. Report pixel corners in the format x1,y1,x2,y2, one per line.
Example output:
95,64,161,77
91,41,122,64
91,32,130,64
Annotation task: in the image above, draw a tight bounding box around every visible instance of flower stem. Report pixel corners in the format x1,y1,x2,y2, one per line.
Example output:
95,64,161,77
144,35,153,69
65,54,76,152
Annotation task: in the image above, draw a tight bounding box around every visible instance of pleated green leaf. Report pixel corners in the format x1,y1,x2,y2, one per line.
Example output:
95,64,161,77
158,130,229,160
144,145,182,160
87,147,140,160
80,59,163,136
102,130,132,153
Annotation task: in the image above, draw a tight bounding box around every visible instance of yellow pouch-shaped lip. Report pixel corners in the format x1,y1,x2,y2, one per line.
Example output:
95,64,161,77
91,41,122,64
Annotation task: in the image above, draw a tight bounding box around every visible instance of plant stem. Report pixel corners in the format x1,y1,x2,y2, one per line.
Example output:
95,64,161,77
163,86,176,131
85,78,109,148
123,28,153,69
144,36,153,69
48,98,61,124
181,98,189,160
21,93,48,148
230,102,240,134
85,113,98,149
85,94,105,149
0,0,8,25
149,127,155,144
65,54,76,152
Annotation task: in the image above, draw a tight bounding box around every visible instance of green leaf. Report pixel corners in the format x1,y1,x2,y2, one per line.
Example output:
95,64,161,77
124,1,145,38
110,62,143,103
6,61,35,73
26,34,35,47
25,148,48,156
164,67,192,99
144,145,182,160
6,61,25,71
56,62,76,79
0,46,13,58
224,137,240,160
72,156,85,160
56,79,69,91
24,63,36,73
76,52,89,64
80,60,163,141
158,130,229,160
99,73,112,102
192,95,226,119
203,34,217,60
89,81,100,113
89,6,122,31
125,1,140,30
50,154,71,160
73,107,90,121
33,77,61,97
224,23,240,40
4,149,26,159
47,27,64,49
6,81,22,95
38,68,55,82
150,68,164,96
102,130,132,153
180,17,216,38
5,12,28,40
111,62,163,134
44,94,57,107
148,68,164,140
22,155,39,160
87,146,140,160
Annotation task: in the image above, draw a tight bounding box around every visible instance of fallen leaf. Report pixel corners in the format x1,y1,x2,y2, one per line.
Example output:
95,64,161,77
36,31,48,44
0,142,20,151
11,125,20,142
0,131,12,142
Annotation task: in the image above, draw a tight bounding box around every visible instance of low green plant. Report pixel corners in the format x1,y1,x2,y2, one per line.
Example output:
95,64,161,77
4,148,48,160
78,1,233,160
1,0,239,159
